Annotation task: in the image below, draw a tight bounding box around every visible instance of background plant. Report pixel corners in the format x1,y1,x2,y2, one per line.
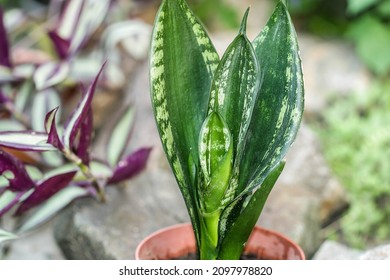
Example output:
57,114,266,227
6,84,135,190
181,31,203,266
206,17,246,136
150,0,303,260
315,82,390,248
0,0,151,237
281,0,390,76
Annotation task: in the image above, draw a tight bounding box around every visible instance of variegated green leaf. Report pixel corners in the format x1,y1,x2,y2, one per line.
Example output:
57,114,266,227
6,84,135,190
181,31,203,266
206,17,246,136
208,9,260,155
217,161,285,259
236,1,304,195
198,111,233,213
150,0,219,245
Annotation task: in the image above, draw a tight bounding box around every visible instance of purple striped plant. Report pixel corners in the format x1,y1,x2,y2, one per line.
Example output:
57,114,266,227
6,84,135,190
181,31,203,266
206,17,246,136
0,63,151,233
0,1,151,234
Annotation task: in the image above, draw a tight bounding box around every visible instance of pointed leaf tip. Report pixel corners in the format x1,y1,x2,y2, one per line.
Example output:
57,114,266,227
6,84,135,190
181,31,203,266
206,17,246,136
45,107,64,151
239,8,250,35
63,62,106,149
108,147,152,184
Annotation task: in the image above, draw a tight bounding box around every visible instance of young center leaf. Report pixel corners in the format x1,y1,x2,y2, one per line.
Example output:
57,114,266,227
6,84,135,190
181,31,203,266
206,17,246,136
150,0,219,244
205,9,260,207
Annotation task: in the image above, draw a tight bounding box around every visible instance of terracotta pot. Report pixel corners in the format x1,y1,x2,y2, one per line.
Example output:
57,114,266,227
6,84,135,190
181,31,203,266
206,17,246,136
135,223,305,260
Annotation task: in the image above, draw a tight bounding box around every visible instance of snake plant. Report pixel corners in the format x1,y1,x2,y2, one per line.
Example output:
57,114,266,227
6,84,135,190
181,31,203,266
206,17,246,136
150,0,304,260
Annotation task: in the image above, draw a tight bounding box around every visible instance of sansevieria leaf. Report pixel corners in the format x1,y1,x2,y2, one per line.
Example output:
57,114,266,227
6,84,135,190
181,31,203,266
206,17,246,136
150,0,219,245
198,111,233,213
218,161,285,259
237,1,304,195
208,9,260,155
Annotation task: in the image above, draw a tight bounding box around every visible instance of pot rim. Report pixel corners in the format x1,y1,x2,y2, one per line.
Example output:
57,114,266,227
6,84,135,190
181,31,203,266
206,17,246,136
135,223,305,260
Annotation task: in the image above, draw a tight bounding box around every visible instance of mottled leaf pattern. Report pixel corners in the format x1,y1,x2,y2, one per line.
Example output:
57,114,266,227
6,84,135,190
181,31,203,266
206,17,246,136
237,2,304,195
198,112,233,213
218,162,285,259
207,9,260,154
150,0,219,245
150,0,304,260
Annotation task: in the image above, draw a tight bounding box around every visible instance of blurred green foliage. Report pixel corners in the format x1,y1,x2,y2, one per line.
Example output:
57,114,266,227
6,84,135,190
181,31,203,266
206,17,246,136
189,0,239,30
346,0,390,76
285,0,390,76
316,82,390,248
0,0,20,9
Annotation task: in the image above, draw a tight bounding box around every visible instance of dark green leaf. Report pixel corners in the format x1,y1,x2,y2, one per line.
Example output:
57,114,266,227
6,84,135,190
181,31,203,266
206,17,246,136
236,1,304,195
217,161,285,259
150,0,219,244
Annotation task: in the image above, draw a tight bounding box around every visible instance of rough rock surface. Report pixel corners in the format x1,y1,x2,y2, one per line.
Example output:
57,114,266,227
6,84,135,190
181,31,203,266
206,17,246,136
312,240,363,260
360,244,390,260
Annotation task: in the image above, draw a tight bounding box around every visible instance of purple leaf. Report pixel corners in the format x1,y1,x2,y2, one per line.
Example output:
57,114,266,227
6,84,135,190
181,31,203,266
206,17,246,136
0,149,35,192
0,8,11,68
75,109,93,165
62,62,106,149
50,0,110,57
47,30,70,60
108,147,151,184
45,107,64,151
0,90,10,104
14,170,77,216
0,131,56,151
